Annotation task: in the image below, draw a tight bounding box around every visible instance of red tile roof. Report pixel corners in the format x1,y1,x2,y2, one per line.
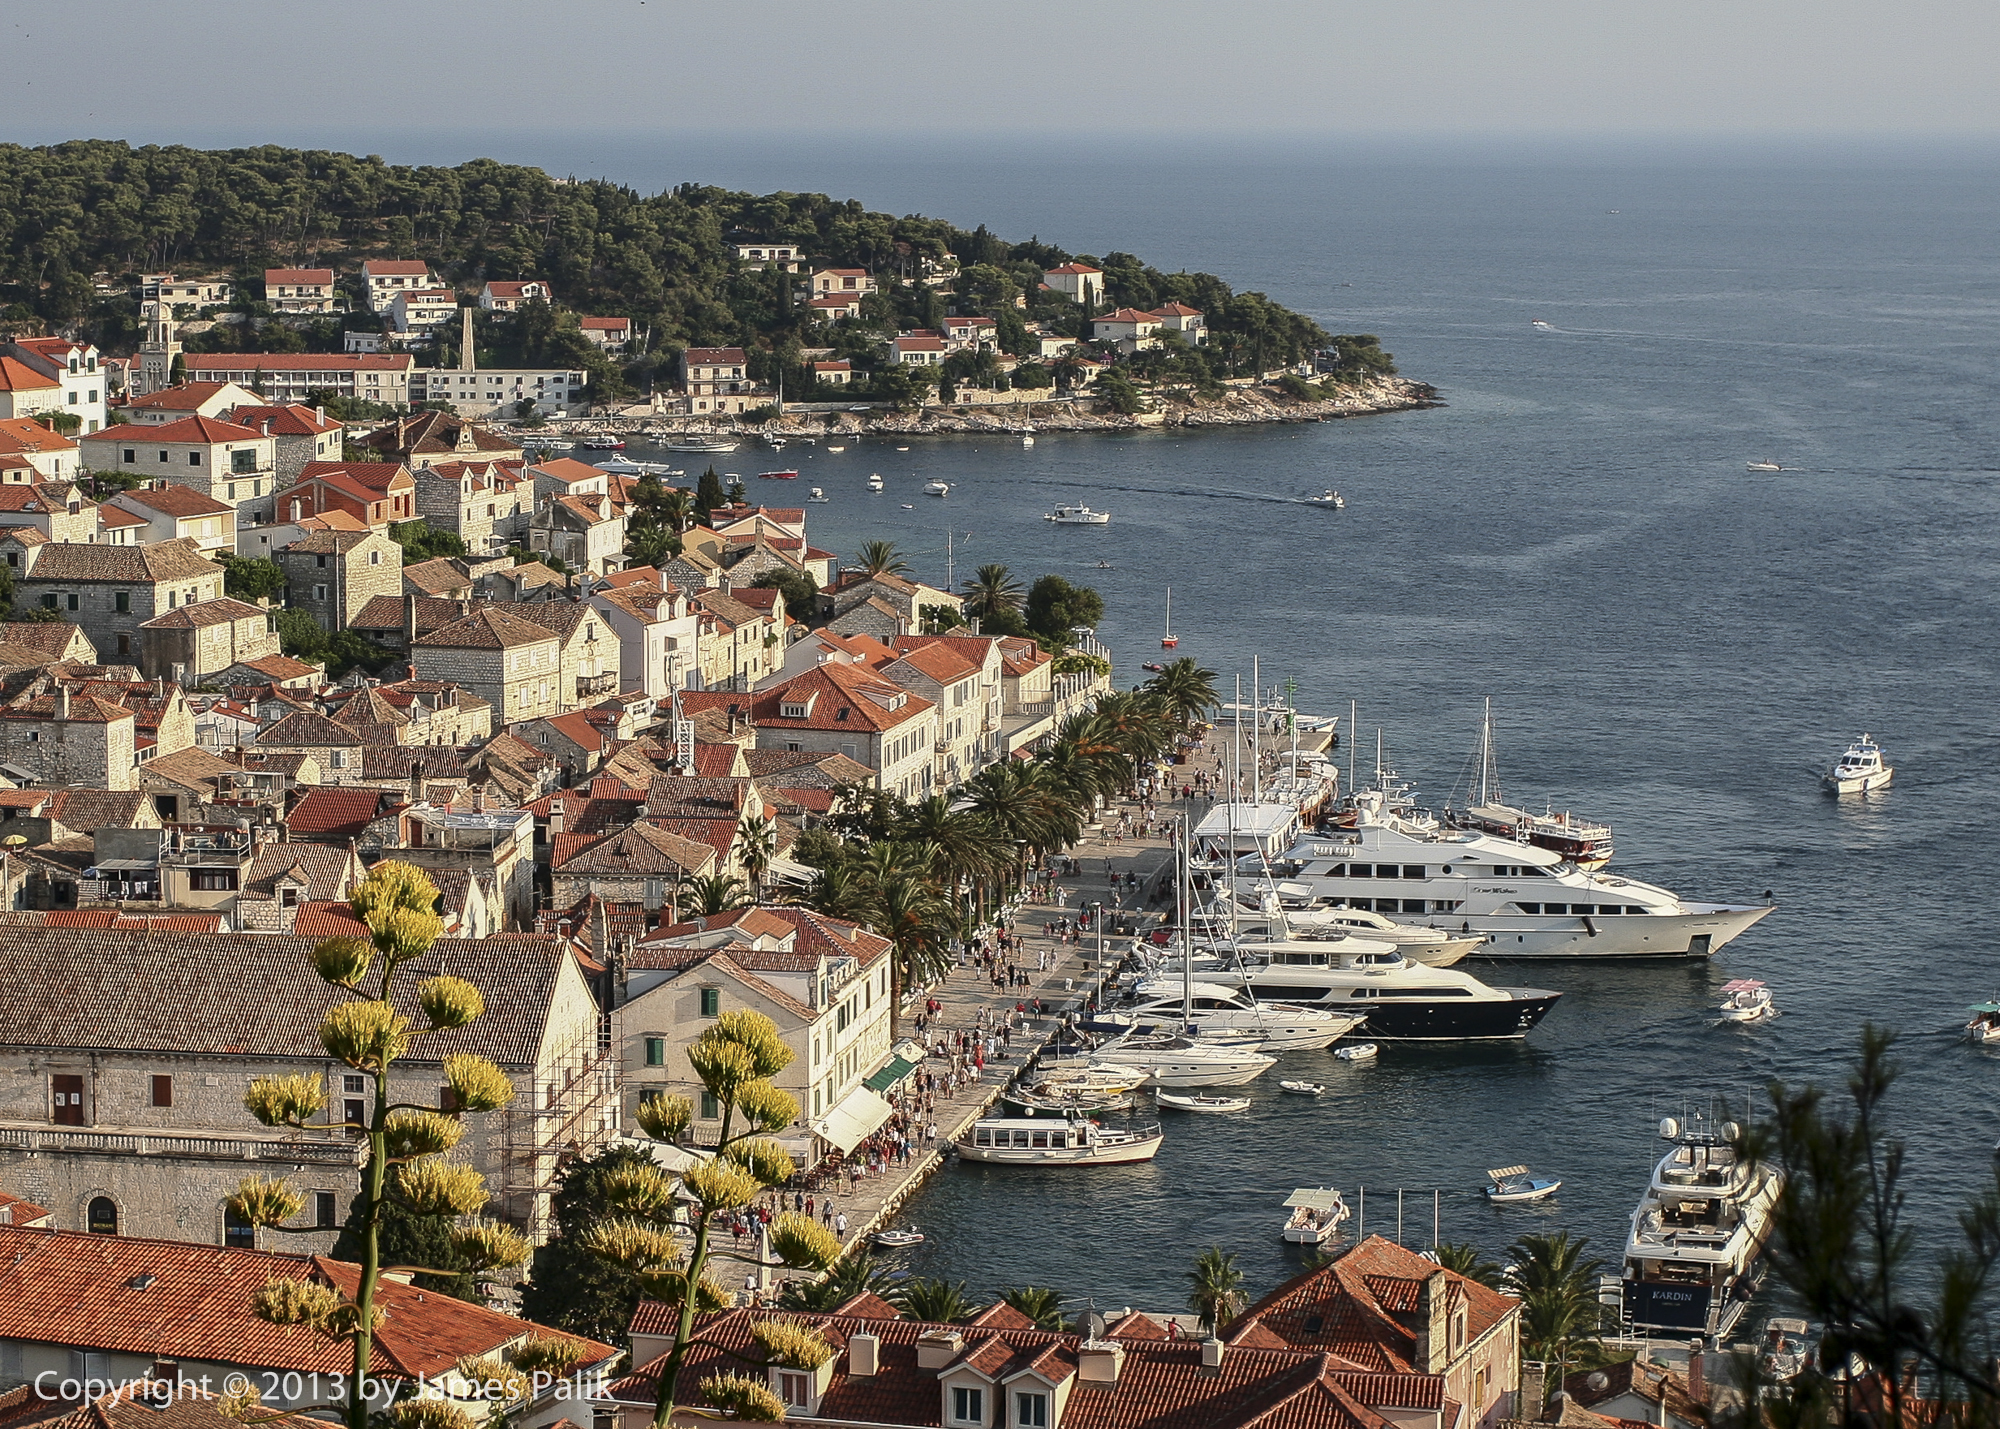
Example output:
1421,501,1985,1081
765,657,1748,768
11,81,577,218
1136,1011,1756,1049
292,900,370,937
264,268,333,285
228,403,342,435
683,347,747,364
364,260,430,276
185,354,412,373
0,359,58,393
285,787,388,840
82,415,264,446
126,381,239,411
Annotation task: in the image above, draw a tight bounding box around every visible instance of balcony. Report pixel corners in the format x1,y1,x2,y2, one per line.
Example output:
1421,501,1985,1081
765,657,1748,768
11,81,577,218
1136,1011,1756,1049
576,672,619,698
0,1124,365,1166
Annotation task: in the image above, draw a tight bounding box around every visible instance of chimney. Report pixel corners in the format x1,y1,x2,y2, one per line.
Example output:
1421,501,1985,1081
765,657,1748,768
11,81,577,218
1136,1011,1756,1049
1200,1337,1225,1370
1416,1270,1451,1374
548,796,566,837
914,1329,963,1370
404,593,418,648
315,405,326,424
56,685,70,720
1077,1341,1125,1384
1685,1341,1705,1403
847,1333,879,1377
1520,1362,1550,1422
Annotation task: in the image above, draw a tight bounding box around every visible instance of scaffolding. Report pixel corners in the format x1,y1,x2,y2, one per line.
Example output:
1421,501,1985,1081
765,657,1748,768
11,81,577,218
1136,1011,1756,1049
496,1013,620,1242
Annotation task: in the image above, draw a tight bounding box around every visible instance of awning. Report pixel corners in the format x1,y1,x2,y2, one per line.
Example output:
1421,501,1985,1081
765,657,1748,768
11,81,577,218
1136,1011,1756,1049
1282,1187,1346,1211
766,856,820,887
612,1135,711,1176
812,1087,894,1154
863,1055,919,1094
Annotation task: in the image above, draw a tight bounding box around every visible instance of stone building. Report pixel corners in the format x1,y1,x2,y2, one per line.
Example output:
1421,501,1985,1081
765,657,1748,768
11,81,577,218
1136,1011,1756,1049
79,415,278,528
138,596,279,683
549,820,717,911
0,926,612,1249
17,538,223,666
274,526,402,632
410,606,564,728
225,403,344,484
0,685,137,788
514,599,621,709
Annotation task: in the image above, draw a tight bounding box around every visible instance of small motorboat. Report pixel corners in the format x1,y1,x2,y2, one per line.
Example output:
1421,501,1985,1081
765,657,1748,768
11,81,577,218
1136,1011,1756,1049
1022,435,1035,447
1094,560,1114,569
1309,489,1346,508
1824,734,1893,795
1280,1187,1350,1243
924,480,950,497
1156,1091,1250,1114
827,444,847,452
900,503,915,510
764,434,788,448
578,435,625,451
1333,1043,1378,1062
1007,1086,1134,1114
1531,319,1554,330
1718,979,1775,1023
1967,1002,2000,1044
806,487,829,503
896,446,911,452
1045,504,1109,525
1141,662,1165,673
1759,1317,1810,1382
872,1229,925,1249
1279,1080,1326,1096
867,473,884,491
756,470,799,480
1484,1164,1562,1203
1747,459,1784,472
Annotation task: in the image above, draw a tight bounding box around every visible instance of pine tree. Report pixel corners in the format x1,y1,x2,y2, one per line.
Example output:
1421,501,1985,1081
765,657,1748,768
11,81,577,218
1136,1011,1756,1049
696,467,725,519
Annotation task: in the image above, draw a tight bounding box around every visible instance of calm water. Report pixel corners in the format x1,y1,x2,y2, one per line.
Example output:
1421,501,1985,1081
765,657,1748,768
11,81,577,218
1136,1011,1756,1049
622,145,2000,1315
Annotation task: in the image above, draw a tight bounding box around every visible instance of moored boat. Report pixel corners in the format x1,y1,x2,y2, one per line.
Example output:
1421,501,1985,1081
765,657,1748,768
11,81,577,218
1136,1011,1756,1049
578,435,625,451
872,1229,924,1248
1717,979,1775,1023
1759,1318,1810,1381
866,473,884,491
1484,1164,1561,1203
956,1114,1163,1166
1278,1079,1325,1096
924,479,950,497
756,470,799,480
1332,1042,1377,1062
1156,1091,1250,1114
1280,1187,1350,1243
664,437,739,453
807,487,829,502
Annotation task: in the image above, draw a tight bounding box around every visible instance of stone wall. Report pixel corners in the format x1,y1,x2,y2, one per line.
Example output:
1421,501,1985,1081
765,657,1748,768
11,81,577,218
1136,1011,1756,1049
0,708,134,789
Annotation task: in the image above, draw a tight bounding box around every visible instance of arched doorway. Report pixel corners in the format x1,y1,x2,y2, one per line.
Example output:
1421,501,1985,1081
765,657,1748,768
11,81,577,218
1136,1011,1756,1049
86,1197,118,1235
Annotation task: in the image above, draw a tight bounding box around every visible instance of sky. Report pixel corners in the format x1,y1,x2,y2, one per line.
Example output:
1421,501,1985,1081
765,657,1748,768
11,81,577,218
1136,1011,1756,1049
7,0,1997,179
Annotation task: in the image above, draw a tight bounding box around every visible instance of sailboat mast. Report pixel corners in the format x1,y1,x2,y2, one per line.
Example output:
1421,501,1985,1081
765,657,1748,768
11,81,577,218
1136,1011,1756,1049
1181,812,1192,1029
1252,655,1261,804
1479,696,1492,807
1349,699,1357,800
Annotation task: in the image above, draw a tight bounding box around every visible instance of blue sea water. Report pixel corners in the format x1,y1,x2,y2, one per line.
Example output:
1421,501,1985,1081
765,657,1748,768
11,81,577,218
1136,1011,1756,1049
603,140,2000,1316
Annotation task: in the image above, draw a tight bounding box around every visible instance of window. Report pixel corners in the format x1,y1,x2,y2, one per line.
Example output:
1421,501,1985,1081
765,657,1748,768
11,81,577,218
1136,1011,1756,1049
644,1037,665,1066
157,451,168,463
1403,865,1425,879
951,1387,984,1425
117,634,130,656
151,1074,172,1107
66,594,77,611
114,591,129,613
123,448,135,464
701,1091,720,1119
438,1085,459,1112
39,594,55,610
344,1099,365,1133
190,870,238,891
52,1074,85,1125
189,452,201,466
314,585,328,601
87,1197,119,1235
344,1074,366,1094
232,449,257,474
315,1191,338,1228
223,1205,256,1249
228,483,237,499
775,1373,812,1409
1016,1391,1048,1428
700,987,720,1017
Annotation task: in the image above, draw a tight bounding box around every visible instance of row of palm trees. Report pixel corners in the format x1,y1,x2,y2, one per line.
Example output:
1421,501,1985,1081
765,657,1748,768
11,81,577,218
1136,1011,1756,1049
786,658,1221,1027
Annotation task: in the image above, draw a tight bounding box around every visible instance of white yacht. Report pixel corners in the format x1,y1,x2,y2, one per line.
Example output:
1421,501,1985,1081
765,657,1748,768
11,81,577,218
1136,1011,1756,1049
866,473,884,491
1045,504,1110,525
1206,942,1562,1041
664,437,738,453
1110,979,1362,1051
1222,896,1482,967
1088,1031,1276,1087
1621,1112,1783,1341
924,479,950,497
1824,734,1893,795
957,1114,1162,1166
1280,1187,1350,1244
1259,789,1773,959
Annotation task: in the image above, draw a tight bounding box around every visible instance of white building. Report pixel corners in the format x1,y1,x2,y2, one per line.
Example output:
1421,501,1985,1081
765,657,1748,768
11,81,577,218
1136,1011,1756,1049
479,280,553,312
2,338,109,434
362,259,433,314
390,288,460,339
264,268,339,315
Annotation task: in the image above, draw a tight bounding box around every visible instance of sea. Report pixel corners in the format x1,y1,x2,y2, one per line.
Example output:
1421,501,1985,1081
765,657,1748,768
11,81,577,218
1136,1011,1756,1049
581,136,2000,1318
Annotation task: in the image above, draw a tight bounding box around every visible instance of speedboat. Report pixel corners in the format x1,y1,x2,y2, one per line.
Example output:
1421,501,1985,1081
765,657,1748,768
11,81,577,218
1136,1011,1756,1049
1531,319,1554,330
756,470,798,480
924,480,950,497
1967,1002,2000,1044
1759,1318,1811,1382
1718,979,1775,1023
1141,662,1164,673
872,1229,924,1248
1115,979,1363,1051
1264,786,1774,960
1309,489,1346,508
1278,1080,1325,1096
1280,1187,1349,1243
1824,734,1892,795
1747,459,1784,472
807,487,829,503
1620,1111,1783,1341
1332,1042,1377,1062
1485,1164,1561,1203
867,473,884,491
956,1114,1163,1165
900,503,915,509
1090,1032,1275,1087
1045,504,1110,525
1156,1092,1249,1114
664,437,738,453
578,435,625,451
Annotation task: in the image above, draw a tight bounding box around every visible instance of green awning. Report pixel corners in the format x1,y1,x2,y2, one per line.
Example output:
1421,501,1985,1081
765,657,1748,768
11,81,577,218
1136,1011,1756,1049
863,1055,919,1093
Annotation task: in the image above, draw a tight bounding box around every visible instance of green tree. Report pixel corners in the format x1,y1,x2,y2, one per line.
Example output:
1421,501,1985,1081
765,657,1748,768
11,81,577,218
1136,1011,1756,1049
275,607,330,661
774,1251,901,1312
750,568,815,621
1185,1246,1246,1335
1503,1232,1610,1382
696,467,726,520
734,815,777,898
391,520,466,563
1143,657,1220,730
855,540,909,577
329,1191,476,1302
579,1010,843,1426
961,563,1023,622
1000,1285,1068,1330
1094,372,1145,416
1433,1242,1505,1290
225,862,540,1429
218,554,285,604
895,1278,973,1324
521,1143,674,1348
687,872,753,916
1023,574,1104,641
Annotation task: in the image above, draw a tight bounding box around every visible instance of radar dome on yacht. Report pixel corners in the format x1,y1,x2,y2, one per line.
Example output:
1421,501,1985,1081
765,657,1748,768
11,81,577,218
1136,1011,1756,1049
1722,1122,1741,1142
1659,1117,1680,1140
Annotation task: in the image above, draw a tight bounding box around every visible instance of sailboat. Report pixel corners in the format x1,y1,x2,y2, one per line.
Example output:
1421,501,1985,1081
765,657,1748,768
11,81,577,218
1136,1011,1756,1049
1161,587,1179,649
1446,698,1615,870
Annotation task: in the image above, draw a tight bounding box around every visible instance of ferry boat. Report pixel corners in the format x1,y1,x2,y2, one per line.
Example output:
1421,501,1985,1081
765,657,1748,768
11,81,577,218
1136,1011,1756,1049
664,437,738,453
956,1114,1163,1166
1263,790,1772,960
1206,942,1563,1041
1621,1112,1783,1341
1280,1188,1350,1244
1446,701,1615,869
1045,504,1110,525
1823,734,1892,795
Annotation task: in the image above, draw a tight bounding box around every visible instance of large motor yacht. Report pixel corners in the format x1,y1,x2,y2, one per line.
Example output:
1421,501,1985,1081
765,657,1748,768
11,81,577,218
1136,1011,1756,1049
1621,1112,1784,1341
1201,941,1561,1041
1261,789,1773,959
1208,895,1482,967
1104,979,1363,1051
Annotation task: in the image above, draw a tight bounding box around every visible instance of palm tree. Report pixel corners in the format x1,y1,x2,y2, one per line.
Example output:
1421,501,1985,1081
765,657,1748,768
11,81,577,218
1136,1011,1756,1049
896,1277,973,1324
1001,1285,1068,1330
1185,1246,1246,1335
856,540,910,577
733,814,777,897
659,488,696,535
1434,1242,1506,1290
1504,1231,1610,1377
686,872,753,916
868,853,957,1033
961,563,1023,621
1145,657,1220,731
903,794,1009,915
776,1252,900,1312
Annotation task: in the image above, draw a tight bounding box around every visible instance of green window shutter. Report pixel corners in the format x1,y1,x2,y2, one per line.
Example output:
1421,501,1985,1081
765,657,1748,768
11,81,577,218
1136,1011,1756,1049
701,1091,719,1119
644,1037,665,1067
700,987,720,1017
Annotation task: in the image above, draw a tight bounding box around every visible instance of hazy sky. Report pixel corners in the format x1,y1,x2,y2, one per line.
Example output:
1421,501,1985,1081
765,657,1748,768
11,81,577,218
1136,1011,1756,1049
9,0,1996,164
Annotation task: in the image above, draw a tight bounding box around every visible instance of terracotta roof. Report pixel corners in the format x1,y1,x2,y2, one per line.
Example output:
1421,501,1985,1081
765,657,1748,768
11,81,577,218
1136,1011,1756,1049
285,787,387,840
125,382,239,411
228,653,319,681
82,414,264,446
413,606,559,651
138,596,266,630
885,639,981,683
364,260,430,276
0,358,59,392
292,899,370,938
402,557,473,596
21,537,218,584
264,268,332,285
0,623,82,659
351,594,462,635
683,347,746,364
116,482,238,520
1047,262,1103,275
0,417,77,454
185,354,412,374
0,1225,614,1380
751,661,934,734
242,841,359,902
261,710,363,750
579,316,629,331
227,403,342,436
44,789,150,833
552,820,716,878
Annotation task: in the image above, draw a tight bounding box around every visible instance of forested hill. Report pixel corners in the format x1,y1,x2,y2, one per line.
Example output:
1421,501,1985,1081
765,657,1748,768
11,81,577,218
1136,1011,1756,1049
0,140,1333,390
